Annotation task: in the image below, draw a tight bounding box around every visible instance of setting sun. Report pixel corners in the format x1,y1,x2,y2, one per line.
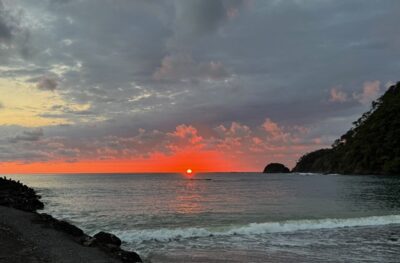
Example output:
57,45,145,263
186,168,193,175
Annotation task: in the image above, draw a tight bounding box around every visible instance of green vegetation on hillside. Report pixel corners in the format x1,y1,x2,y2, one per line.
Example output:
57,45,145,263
293,82,400,175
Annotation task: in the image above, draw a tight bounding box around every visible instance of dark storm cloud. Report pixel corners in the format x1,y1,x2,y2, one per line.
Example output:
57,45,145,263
172,0,244,42
0,1,12,42
0,0,32,60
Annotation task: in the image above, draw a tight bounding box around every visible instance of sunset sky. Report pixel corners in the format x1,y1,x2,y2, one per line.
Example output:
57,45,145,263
1,0,399,173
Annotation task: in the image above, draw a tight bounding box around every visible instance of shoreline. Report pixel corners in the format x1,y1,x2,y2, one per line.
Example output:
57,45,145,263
0,177,142,263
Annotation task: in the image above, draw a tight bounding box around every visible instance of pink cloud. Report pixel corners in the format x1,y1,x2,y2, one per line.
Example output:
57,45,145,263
262,118,289,142
353,80,381,104
168,124,203,145
4,118,328,171
329,87,348,103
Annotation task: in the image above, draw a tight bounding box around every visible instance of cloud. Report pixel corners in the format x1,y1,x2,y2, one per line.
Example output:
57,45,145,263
166,124,204,151
262,118,291,143
0,1,12,43
172,0,245,43
0,0,32,58
329,87,348,103
353,80,381,105
1,1,400,170
155,1,241,83
0,118,325,169
37,76,58,91
169,124,202,143
153,53,229,82
9,128,44,143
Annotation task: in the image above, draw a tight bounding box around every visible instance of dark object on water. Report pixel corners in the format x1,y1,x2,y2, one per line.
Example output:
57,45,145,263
263,163,290,173
189,178,212,181
293,82,400,175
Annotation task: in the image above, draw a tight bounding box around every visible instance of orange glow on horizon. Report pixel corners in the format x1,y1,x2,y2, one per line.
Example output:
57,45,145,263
0,149,253,174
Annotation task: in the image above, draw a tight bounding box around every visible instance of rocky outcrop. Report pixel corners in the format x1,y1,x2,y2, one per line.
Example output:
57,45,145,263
31,211,143,262
31,213,84,237
0,177,142,263
263,163,290,173
94,231,122,250
0,177,44,212
94,231,122,247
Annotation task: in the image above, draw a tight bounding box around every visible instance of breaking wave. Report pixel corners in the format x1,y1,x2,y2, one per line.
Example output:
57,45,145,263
116,214,400,243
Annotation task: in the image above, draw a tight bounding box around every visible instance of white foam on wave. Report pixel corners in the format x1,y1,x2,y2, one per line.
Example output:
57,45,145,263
297,172,317,175
115,214,400,243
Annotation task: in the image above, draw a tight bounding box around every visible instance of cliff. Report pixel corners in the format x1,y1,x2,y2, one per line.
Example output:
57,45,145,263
293,82,400,175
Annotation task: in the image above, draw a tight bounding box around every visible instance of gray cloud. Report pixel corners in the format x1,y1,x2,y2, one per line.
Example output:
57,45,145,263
0,1,12,42
37,76,58,91
0,0,32,60
9,128,44,143
171,0,244,46
153,53,229,82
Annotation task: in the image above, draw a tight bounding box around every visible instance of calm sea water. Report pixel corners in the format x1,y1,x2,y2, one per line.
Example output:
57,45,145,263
6,173,400,262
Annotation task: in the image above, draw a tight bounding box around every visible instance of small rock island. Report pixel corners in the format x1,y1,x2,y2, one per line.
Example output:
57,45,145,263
263,163,290,173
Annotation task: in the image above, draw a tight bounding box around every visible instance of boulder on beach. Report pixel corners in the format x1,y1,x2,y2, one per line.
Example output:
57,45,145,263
94,231,122,247
263,163,290,173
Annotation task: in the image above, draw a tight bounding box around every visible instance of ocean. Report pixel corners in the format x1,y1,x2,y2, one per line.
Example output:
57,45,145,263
6,173,400,262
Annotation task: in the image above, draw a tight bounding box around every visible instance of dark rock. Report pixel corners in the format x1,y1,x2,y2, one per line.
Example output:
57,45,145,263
263,163,290,173
103,243,120,253
36,213,56,223
94,231,122,247
0,177,44,212
55,220,84,237
80,235,97,247
117,250,143,263
31,213,56,225
32,213,83,237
